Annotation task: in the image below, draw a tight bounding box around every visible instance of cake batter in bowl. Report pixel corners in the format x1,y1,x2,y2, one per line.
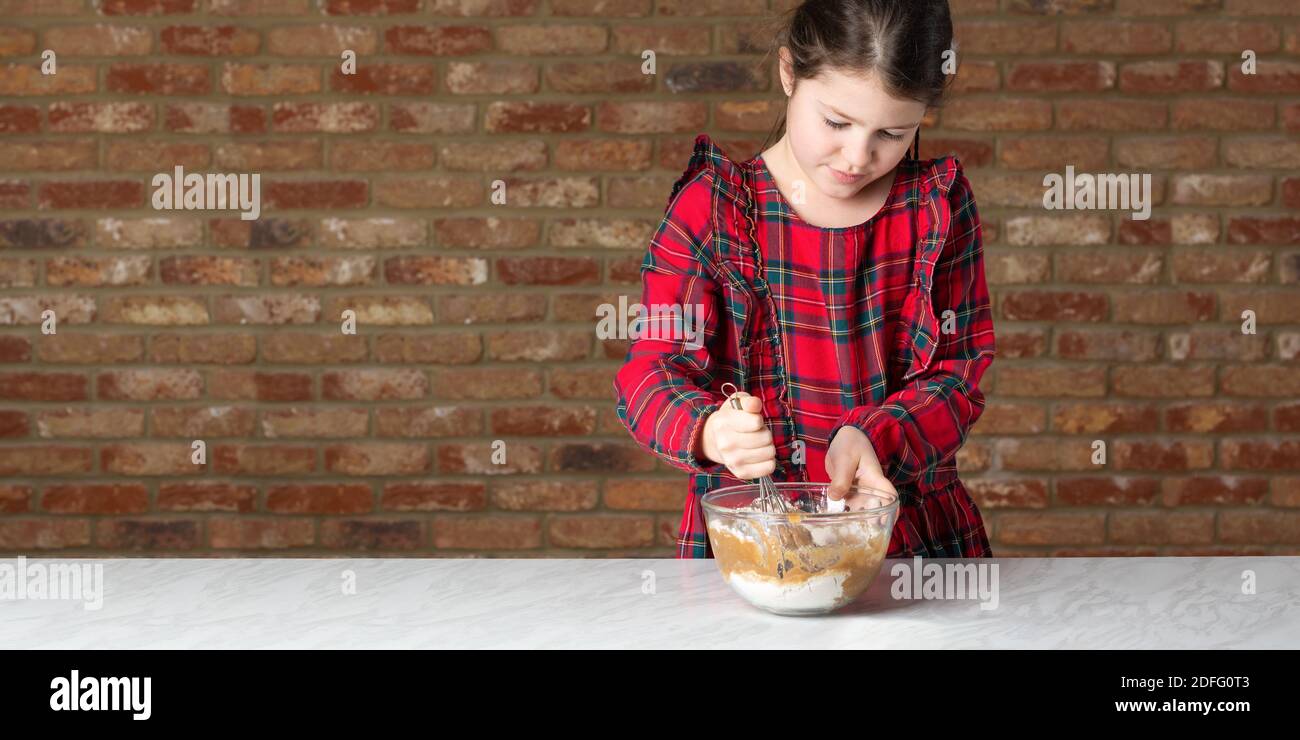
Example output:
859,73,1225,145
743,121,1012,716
701,482,898,616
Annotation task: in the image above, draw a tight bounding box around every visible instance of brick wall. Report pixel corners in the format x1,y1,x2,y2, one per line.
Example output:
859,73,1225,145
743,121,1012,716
0,0,1297,557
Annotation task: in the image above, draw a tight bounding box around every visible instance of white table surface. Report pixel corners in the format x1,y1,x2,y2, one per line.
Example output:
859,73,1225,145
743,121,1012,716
1,557,1295,649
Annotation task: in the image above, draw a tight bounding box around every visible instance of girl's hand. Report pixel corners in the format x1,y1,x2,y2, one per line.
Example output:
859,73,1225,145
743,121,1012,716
826,425,898,509
700,391,776,480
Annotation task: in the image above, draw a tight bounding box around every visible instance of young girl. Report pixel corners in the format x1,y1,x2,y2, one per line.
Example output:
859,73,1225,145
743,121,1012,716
615,0,995,559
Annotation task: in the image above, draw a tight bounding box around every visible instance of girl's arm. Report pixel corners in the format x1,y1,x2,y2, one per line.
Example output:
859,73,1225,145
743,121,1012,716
614,173,730,475
828,167,996,488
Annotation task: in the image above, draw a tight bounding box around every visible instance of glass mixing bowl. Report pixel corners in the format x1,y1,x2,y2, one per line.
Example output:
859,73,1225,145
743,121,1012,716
701,482,899,616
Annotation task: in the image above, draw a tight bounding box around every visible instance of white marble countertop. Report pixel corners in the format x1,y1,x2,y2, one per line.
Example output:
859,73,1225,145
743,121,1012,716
1,557,1295,649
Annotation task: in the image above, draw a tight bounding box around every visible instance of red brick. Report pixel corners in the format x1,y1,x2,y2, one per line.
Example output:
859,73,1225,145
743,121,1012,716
261,406,369,438
330,64,436,95
549,515,654,548
161,25,261,55
1220,439,1300,471
1162,476,1268,507
211,294,319,325
446,61,539,94
210,518,315,549
1057,100,1168,130
384,25,492,54
319,519,424,550
106,63,210,94
1110,511,1215,545
998,513,1106,546
100,0,197,14
0,485,31,513
45,25,152,55
433,368,543,400
1007,61,1116,92
1113,441,1213,472
1172,98,1275,130
220,63,320,96
1052,402,1159,434
1062,21,1171,54
38,181,144,209
496,257,599,285
34,407,145,438
0,105,40,133
165,102,266,134
324,443,430,476
489,406,596,436
485,101,591,133
0,371,87,400
209,371,314,401
603,479,683,511
549,442,655,473
1219,511,1300,545
1118,60,1223,93
1112,366,1216,398
264,180,367,209
371,331,483,364
432,515,541,550
374,406,482,438
41,483,149,514
436,443,542,475
496,24,606,55
151,406,256,437
1057,477,1161,506
1229,61,1300,94
322,369,427,400
1001,290,1108,322
1165,402,1268,433
1227,217,1300,245
101,442,200,476
158,482,256,512
266,483,373,514
36,334,141,365
597,101,707,134
382,482,486,512
97,369,202,400
212,444,317,474
0,519,90,549
434,217,540,248
547,366,614,400
492,480,599,511
967,479,1050,509
96,519,200,550
270,100,379,132
0,64,95,95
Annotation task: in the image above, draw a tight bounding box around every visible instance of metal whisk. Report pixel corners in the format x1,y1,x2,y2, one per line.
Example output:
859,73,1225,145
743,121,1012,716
720,382,798,514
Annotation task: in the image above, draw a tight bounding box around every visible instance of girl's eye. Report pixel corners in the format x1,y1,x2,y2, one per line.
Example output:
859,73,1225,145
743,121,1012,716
879,130,905,141
823,118,849,130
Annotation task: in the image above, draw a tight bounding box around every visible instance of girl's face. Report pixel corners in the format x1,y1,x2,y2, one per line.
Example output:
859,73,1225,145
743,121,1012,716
777,48,927,201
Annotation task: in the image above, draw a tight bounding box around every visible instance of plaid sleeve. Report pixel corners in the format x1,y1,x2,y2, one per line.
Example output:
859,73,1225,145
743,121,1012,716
614,172,730,475
828,165,996,487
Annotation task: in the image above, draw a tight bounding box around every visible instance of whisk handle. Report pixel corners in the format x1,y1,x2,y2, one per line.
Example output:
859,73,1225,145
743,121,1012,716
720,381,743,410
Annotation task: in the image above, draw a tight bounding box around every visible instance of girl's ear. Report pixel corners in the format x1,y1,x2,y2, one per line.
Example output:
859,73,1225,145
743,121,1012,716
777,46,793,96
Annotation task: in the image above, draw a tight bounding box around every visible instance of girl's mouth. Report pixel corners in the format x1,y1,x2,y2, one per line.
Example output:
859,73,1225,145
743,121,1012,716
828,166,865,184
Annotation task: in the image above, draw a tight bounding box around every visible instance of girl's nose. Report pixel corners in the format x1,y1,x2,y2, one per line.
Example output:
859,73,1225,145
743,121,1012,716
843,150,872,171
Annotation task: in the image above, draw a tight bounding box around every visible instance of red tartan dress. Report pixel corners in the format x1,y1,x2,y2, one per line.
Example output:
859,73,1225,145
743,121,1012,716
615,134,996,559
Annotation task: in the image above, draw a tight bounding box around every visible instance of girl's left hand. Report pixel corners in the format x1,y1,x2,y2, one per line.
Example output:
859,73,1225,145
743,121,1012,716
825,425,898,509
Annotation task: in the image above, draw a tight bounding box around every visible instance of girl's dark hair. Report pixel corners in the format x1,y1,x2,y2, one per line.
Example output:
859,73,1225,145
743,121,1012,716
757,0,956,161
